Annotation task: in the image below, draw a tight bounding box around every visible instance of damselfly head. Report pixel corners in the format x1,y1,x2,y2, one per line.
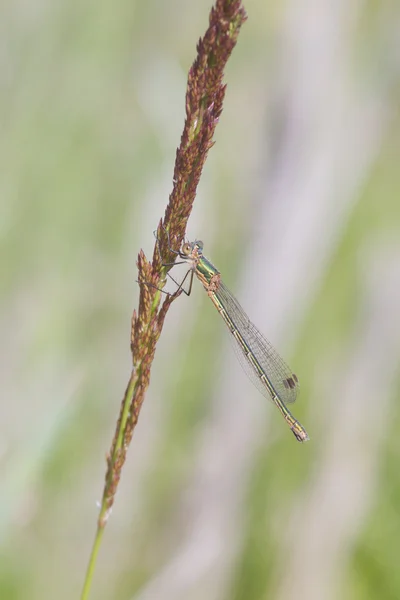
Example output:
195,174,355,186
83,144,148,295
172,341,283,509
180,240,204,257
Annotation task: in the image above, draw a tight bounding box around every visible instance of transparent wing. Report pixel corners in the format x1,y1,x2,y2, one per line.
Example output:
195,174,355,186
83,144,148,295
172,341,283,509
215,281,300,404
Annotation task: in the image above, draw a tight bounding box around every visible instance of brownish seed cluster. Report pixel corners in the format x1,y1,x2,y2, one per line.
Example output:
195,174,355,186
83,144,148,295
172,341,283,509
99,0,247,526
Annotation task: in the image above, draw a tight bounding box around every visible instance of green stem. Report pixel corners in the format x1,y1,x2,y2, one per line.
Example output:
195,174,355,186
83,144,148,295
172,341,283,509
80,370,137,599
114,370,137,454
80,526,105,600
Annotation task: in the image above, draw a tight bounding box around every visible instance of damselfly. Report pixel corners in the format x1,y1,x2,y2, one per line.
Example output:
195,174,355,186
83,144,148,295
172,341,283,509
164,238,309,442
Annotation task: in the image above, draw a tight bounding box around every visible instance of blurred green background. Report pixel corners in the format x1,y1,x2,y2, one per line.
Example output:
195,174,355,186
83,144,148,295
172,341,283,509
1,1,400,599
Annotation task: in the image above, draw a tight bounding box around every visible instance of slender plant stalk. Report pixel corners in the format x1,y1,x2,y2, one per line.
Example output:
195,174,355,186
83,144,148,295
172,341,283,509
80,2,247,598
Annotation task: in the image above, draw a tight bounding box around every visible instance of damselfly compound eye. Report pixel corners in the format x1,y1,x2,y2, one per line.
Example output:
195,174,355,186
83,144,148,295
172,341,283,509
181,242,191,255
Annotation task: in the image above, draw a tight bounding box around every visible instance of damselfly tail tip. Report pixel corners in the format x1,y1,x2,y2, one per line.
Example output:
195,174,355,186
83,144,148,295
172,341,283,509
291,425,310,443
